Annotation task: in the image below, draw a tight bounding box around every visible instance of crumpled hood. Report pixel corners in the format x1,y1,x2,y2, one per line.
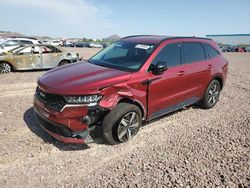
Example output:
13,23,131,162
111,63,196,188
38,62,131,94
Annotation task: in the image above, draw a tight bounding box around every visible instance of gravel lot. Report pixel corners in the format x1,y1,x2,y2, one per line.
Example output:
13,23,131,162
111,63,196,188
0,50,249,187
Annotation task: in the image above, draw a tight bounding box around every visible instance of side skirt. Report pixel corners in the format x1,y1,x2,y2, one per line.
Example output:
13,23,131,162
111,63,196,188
149,97,200,120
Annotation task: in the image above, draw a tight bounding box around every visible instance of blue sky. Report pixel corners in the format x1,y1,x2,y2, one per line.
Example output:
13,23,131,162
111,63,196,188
0,0,249,39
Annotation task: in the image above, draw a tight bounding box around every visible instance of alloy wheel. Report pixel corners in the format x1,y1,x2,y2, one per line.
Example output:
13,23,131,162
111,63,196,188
0,63,11,74
117,112,140,142
207,83,220,105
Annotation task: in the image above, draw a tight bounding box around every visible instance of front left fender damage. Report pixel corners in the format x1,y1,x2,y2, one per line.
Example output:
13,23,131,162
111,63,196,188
85,86,134,128
80,85,146,143
99,86,133,109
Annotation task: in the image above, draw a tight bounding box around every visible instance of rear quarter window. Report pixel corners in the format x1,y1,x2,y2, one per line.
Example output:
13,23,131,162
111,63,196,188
182,42,206,64
203,43,220,59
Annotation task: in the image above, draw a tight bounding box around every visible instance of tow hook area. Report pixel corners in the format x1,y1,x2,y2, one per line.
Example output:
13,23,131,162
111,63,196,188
72,129,94,143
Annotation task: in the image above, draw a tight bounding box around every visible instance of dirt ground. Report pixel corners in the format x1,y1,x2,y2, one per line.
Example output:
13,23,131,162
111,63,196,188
0,49,249,187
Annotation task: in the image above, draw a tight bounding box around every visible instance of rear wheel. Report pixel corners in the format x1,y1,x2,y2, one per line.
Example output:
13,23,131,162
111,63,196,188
59,60,69,66
0,62,11,74
102,103,142,145
200,79,221,109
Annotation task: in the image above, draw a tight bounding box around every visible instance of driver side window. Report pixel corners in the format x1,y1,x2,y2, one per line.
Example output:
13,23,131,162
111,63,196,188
17,46,40,55
152,43,181,67
18,47,32,55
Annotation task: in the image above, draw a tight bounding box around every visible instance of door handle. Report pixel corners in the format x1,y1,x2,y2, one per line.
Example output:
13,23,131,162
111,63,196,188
177,71,185,76
208,64,213,69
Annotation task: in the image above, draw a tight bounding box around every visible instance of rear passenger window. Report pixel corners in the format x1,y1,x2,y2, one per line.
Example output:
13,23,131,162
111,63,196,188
33,46,40,54
152,43,181,67
182,43,206,64
203,43,220,59
45,46,61,53
20,40,33,44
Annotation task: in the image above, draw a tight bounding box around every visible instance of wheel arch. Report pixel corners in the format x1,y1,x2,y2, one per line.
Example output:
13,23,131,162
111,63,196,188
0,61,15,71
59,59,71,66
212,75,223,89
118,98,146,120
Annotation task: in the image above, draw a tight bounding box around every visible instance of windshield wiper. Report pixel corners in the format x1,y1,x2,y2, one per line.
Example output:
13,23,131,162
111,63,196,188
86,59,93,63
87,59,111,68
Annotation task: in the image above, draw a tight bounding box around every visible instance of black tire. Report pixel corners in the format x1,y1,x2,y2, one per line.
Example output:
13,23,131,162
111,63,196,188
200,79,221,109
102,103,142,145
0,62,11,74
59,60,69,66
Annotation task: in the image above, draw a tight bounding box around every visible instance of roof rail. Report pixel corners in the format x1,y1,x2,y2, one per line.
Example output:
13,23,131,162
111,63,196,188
157,36,213,47
122,35,213,43
122,35,162,39
163,36,213,41
4,36,38,40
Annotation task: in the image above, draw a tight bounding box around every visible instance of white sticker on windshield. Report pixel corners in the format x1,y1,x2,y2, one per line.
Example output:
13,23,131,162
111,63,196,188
135,44,152,50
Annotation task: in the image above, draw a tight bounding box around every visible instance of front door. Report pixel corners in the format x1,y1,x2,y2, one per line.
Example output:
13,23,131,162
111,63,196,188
2,40,20,52
13,46,41,69
147,42,188,119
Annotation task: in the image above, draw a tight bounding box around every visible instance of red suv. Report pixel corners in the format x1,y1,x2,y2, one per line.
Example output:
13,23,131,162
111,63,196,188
34,35,228,145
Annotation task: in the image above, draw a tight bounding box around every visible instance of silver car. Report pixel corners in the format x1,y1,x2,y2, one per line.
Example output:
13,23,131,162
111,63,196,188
0,45,79,73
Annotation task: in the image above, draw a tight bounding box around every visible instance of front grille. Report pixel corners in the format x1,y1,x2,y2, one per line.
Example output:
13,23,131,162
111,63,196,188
35,112,72,137
36,87,66,112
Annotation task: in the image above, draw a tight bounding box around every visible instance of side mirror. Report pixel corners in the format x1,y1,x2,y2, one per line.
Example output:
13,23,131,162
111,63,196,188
0,44,4,49
152,61,168,75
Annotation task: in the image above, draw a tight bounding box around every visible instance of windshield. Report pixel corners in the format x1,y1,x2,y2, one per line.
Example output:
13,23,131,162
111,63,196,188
90,41,156,72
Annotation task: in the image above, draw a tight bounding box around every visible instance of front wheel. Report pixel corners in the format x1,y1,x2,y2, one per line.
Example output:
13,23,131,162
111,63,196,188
200,79,221,109
102,103,142,145
0,62,11,74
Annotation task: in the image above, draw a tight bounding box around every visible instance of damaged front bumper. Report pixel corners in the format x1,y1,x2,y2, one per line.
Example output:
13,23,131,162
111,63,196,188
32,85,125,144
34,109,93,144
33,94,99,144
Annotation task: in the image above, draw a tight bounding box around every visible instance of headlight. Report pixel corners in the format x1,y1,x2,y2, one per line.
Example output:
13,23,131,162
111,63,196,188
64,94,102,104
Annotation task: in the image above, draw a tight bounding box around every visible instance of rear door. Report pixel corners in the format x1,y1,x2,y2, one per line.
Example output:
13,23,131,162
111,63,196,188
180,42,211,99
41,45,62,68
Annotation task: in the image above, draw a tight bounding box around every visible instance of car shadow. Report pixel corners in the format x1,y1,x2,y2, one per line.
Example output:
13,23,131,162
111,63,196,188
24,104,199,150
23,107,92,151
14,69,50,73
